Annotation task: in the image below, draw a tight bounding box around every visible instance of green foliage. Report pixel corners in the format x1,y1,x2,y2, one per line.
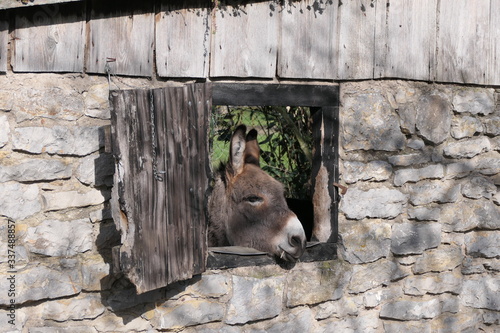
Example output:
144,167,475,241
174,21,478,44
210,105,312,199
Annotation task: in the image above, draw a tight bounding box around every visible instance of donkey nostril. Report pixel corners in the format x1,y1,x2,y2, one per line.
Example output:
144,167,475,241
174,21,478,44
290,235,302,248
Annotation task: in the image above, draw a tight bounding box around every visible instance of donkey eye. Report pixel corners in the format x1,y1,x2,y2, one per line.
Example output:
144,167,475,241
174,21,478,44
244,195,263,204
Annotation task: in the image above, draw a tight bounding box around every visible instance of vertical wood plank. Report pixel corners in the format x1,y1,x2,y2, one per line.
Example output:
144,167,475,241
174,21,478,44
156,0,211,78
278,0,338,79
488,0,500,85
210,0,278,78
337,0,377,80
374,0,437,81
436,0,490,84
0,11,8,73
12,2,85,72
88,0,154,77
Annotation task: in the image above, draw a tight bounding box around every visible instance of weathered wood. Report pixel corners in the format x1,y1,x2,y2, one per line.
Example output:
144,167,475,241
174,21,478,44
375,0,437,81
0,0,83,10
156,0,210,78
110,83,211,293
278,0,338,79
210,0,278,78
87,0,154,76
490,0,500,85
12,2,85,72
436,0,490,84
0,11,7,72
212,82,339,107
337,0,377,80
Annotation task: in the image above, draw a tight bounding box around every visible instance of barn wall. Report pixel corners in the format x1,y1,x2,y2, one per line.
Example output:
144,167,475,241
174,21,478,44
0,73,499,332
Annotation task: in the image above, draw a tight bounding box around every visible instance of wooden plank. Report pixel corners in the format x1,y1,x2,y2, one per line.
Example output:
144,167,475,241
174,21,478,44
212,83,339,107
210,0,278,78
0,11,7,72
374,0,437,81
278,0,338,79
156,0,210,78
87,0,154,77
0,0,83,10
337,0,377,80
12,2,85,72
436,0,490,84
488,0,500,85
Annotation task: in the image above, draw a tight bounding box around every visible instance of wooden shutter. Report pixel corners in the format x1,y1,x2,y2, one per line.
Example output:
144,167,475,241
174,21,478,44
110,83,212,293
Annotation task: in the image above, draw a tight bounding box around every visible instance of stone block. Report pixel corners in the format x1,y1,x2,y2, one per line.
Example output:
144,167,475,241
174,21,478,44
412,245,464,274
84,83,111,119
363,284,402,308
349,260,407,294
394,164,444,186
340,187,408,219
461,175,497,199
461,277,500,310
474,151,500,175
225,275,284,324
441,200,500,232
0,182,41,220
29,327,97,333
388,153,431,166
0,114,9,148
408,206,440,221
384,320,432,333
403,271,462,296
416,94,452,144
431,310,482,333
380,297,441,320
451,116,483,139
342,92,405,151
315,297,358,320
443,137,491,158
41,294,105,321
319,311,379,333
0,158,72,183
185,274,230,298
391,222,441,255
76,153,114,187
342,160,392,184
287,261,352,306
465,231,500,258
483,116,500,135
81,256,112,291
260,307,314,333
452,88,495,115
24,219,93,257
340,220,391,264
407,180,461,205
42,189,110,211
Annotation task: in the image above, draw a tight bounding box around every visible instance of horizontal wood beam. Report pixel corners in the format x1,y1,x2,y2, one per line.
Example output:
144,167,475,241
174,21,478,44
0,0,83,10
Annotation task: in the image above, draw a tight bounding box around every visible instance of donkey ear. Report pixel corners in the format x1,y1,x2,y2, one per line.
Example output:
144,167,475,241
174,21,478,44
244,129,260,166
229,125,247,175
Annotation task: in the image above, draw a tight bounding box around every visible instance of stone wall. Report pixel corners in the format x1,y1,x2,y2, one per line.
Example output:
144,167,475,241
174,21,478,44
0,74,499,332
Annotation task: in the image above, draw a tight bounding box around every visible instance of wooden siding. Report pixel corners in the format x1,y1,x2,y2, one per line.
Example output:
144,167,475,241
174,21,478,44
1,0,499,85
0,0,83,10
110,83,211,293
0,11,7,72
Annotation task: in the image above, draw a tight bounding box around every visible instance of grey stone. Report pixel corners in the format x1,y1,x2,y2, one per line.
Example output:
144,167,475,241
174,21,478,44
42,188,110,211
153,296,225,329
90,312,151,333
465,231,500,258
349,260,407,294
76,153,114,186
384,320,432,333
445,160,476,179
42,294,105,321
407,180,461,205
0,182,41,220
319,311,379,333
0,114,9,148
340,220,391,264
431,310,482,333
84,83,110,119
407,137,425,150
0,158,72,183
363,285,402,308
388,153,431,166
451,116,483,139
342,160,392,184
340,187,408,219
403,271,462,296
12,126,103,156
412,245,464,274
315,297,358,320
441,200,500,232
24,219,93,257
408,206,440,221
391,222,441,255
394,164,444,186
81,257,112,291
453,88,495,115
483,310,500,325
380,297,441,320
443,137,491,158
261,307,313,333
461,257,487,275
461,277,500,310
286,260,352,306
225,275,284,324
461,175,497,199
342,92,405,151
29,327,97,333
396,104,417,135
483,116,500,135
416,94,452,144
0,264,82,305
474,151,500,175
0,307,27,332
185,274,230,298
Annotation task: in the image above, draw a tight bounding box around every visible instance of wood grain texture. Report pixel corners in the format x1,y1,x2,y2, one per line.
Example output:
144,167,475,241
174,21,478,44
12,2,85,72
156,0,211,78
436,0,490,84
210,0,278,78
488,0,500,85
278,0,338,79
0,0,83,10
375,0,437,81
0,11,7,72
87,0,154,76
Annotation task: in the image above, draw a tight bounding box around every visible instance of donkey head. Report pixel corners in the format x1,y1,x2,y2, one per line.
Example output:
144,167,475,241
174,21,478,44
220,125,306,262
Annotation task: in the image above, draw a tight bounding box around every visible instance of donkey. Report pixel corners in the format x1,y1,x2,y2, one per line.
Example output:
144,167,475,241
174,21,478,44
208,125,307,262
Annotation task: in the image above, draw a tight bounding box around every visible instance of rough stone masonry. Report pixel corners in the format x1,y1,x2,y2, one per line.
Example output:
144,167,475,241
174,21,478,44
0,75,499,332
